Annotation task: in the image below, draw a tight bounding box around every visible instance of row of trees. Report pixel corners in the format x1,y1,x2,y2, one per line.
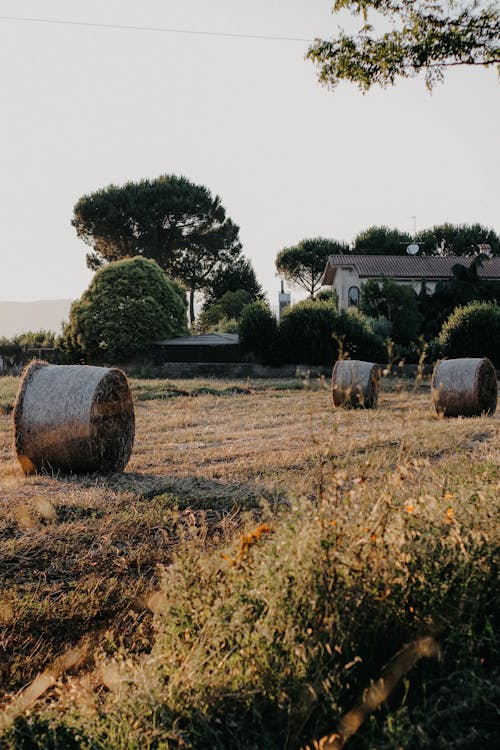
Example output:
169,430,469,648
72,173,500,324
275,225,500,297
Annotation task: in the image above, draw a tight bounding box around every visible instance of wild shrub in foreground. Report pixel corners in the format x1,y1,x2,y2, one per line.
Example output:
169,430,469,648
3,461,498,749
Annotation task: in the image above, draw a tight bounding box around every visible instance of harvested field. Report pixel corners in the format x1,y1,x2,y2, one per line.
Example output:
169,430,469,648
0,375,498,749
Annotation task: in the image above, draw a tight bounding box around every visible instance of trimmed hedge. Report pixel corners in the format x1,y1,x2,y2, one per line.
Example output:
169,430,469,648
438,301,500,368
61,257,188,363
279,300,385,365
239,301,279,364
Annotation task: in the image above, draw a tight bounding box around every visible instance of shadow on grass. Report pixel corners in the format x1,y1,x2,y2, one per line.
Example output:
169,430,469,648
64,470,291,514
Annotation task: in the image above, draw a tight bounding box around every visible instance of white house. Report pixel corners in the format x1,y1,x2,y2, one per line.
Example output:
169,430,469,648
321,254,500,309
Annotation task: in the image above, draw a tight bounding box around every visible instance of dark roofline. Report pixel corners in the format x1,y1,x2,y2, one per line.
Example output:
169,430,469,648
152,333,240,346
321,254,500,285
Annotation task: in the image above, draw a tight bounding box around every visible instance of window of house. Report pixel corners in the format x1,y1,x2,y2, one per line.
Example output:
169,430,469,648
348,286,360,306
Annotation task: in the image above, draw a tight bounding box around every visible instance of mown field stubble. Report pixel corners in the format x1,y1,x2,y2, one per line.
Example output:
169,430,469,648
0,375,498,749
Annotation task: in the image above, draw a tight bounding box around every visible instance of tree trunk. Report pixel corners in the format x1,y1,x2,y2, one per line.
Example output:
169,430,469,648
189,288,195,324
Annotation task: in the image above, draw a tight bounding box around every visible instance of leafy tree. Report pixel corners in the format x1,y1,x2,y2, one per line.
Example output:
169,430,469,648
353,223,500,257
72,175,242,323
438,301,500,367
61,257,187,363
203,256,263,306
239,301,279,364
198,289,253,332
353,226,412,255
418,223,500,256
307,1,500,91
14,330,56,348
360,278,422,344
276,237,349,297
207,317,240,335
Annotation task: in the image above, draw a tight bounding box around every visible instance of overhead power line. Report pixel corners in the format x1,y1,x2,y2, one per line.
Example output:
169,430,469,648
0,15,314,43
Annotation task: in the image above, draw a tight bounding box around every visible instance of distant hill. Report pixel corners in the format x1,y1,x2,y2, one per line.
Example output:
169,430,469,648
0,300,73,339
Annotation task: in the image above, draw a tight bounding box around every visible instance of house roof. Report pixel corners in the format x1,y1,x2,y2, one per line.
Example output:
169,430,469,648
321,254,500,285
152,333,240,346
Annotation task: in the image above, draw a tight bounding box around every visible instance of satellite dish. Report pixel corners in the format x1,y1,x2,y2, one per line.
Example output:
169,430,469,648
406,243,419,255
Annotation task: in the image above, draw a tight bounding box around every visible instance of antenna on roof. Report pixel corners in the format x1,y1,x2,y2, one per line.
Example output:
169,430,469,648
403,215,421,254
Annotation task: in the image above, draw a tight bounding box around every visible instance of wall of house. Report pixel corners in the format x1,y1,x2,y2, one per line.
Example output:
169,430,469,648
333,272,438,309
332,267,361,309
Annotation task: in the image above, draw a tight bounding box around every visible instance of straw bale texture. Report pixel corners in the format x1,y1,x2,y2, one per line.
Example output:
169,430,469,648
13,361,135,475
432,357,497,418
332,360,380,409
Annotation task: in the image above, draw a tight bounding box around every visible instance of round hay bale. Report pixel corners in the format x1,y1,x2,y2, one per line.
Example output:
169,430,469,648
13,361,135,475
332,360,380,409
431,357,497,418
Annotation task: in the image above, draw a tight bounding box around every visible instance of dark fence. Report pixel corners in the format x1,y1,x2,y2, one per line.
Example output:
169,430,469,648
0,346,62,375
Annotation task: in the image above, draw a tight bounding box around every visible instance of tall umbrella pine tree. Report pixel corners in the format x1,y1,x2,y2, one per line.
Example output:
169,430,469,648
72,175,242,323
276,238,349,297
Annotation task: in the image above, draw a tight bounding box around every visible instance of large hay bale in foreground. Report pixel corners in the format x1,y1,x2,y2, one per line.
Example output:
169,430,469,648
14,362,135,475
332,360,380,409
432,357,497,418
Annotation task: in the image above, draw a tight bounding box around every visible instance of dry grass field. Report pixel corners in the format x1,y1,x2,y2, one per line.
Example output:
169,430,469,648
0,375,498,749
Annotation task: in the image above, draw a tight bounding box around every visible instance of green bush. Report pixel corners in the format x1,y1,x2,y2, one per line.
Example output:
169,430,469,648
279,300,385,365
314,288,338,304
14,330,56,348
61,257,188,363
198,289,253,332
438,301,500,367
239,301,279,364
360,278,422,345
208,317,240,334
427,337,442,363
0,341,21,358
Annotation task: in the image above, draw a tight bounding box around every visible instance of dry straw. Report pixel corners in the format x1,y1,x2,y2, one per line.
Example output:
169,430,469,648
431,357,497,418
331,360,380,409
13,361,135,475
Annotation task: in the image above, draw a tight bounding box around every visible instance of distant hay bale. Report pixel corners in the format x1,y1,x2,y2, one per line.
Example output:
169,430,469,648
14,361,135,475
432,357,497,418
332,360,380,409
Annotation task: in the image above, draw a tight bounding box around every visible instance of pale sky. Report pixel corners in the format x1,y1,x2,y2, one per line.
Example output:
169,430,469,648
1,0,499,310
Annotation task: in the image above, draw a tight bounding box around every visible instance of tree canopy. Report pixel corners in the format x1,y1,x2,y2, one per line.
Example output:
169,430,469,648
354,226,412,255
417,223,500,256
307,1,500,91
62,256,187,363
198,289,254,333
203,256,262,306
360,277,422,344
72,175,242,323
275,237,349,297
352,223,499,256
